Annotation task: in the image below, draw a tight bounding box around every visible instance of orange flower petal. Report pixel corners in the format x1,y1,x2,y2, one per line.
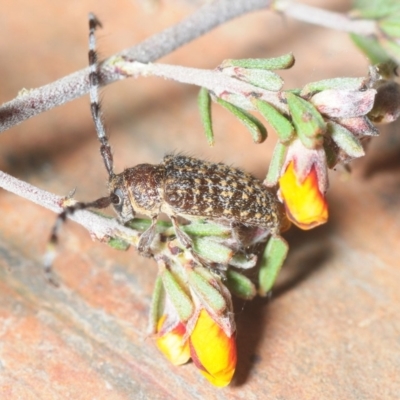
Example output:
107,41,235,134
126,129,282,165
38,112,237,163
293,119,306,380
189,310,237,387
279,161,328,230
156,316,190,366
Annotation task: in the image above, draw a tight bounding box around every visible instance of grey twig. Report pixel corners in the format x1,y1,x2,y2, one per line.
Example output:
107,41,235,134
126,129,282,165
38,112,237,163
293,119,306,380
0,0,273,133
0,0,381,134
273,0,377,35
0,169,138,243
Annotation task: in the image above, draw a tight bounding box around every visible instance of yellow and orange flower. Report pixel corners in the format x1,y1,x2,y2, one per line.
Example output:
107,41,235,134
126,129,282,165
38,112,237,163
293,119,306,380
156,309,236,387
156,316,190,366
189,309,236,387
279,160,328,230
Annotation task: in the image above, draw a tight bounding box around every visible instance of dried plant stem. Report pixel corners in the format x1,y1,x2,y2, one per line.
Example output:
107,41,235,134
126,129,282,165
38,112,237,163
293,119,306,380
0,170,138,243
273,0,377,35
0,0,273,133
0,0,379,134
112,59,288,112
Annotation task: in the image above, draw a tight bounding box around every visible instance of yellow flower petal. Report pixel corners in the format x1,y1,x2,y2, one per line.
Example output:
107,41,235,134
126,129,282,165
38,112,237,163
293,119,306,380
156,316,190,366
189,310,237,387
279,161,328,230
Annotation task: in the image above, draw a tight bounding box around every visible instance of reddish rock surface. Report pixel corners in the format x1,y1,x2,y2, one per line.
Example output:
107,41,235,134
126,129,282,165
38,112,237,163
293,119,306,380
0,1,399,399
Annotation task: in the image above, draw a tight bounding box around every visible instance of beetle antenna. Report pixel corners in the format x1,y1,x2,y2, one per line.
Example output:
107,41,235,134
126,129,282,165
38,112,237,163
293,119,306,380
43,14,115,284
88,12,114,177
44,195,112,285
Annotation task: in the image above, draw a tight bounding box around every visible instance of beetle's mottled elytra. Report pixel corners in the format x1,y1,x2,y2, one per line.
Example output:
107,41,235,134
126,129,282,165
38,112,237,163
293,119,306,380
109,154,288,253
163,154,283,230
48,14,288,269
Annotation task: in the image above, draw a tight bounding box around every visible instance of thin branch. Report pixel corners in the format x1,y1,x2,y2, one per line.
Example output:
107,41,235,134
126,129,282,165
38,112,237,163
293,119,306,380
111,58,288,113
0,0,381,134
0,170,139,244
273,0,377,35
0,0,273,133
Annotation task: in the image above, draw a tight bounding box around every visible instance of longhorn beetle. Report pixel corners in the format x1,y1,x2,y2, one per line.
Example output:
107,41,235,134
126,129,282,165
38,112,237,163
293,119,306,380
47,14,288,274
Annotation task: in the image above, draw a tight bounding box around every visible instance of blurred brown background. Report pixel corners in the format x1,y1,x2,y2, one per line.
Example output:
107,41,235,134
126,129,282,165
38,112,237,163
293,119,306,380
0,0,399,399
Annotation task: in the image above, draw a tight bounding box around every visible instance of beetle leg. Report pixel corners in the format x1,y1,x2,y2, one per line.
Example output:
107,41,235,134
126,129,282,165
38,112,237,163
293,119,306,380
230,221,245,251
137,215,158,256
170,215,220,271
170,215,193,250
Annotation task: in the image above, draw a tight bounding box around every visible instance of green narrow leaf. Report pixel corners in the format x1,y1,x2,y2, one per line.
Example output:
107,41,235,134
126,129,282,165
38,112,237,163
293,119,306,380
233,68,283,91
350,33,390,65
216,97,267,143
379,17,400,38
328,122,365,158
285,88,302,95
253,99,295,143
181,220,230,237
193,237,233,264
226,270,257,300
161,269,194,322
198,87,214,146
380,37,400,62
301,77,367,97
258,235,289,296
148,275,165,334
107,237,131,251
126,218,171,232
221,53,295,70
353,0,400,19
286,92,326,149
187,268,227,313
264,142,287,186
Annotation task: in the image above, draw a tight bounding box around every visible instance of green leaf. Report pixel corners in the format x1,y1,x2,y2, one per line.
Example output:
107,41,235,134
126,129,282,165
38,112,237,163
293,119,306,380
181,220,230,237
198,87,214,146
286,92,326,149
353,0,400,19
380,17,400,38
258,235,289,296
264,142,287,186
221,53,295,70
328,122,365,158
148,275,165,334
301,77,367,97
161,269,194,322
187,268,227,313
380,37,400,63
193,237,233,264
253,99,295,143
216,97,267,143
232,68,283,91
126,218,171,232
286,88,302,95
107,237,131,251
350,33,391,65
226,270,256,300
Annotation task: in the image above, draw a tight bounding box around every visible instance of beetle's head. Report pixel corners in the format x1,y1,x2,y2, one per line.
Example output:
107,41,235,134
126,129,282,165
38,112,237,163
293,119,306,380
108,172,135,223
